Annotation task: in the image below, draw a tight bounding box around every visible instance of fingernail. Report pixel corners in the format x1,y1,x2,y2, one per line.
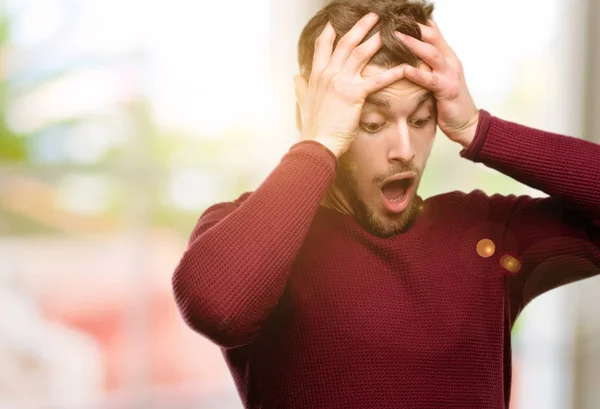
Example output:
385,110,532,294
395,31,406,39
367,12,379,20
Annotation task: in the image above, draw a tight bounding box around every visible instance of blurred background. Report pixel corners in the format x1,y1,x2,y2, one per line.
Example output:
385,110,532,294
1,0,599,408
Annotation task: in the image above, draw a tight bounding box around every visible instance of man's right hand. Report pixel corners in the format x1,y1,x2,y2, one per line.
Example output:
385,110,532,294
293,12,408,158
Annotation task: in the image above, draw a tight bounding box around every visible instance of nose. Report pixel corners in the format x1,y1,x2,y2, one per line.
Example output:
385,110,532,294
387,121,416,163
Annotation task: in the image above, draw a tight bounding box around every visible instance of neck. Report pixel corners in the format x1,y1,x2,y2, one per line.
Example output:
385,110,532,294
320,187,354,217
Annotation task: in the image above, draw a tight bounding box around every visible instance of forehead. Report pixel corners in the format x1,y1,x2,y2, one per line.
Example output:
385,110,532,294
361,63,433,104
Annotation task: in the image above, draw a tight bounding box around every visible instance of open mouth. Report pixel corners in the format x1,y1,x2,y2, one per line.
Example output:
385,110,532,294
381,177,414,202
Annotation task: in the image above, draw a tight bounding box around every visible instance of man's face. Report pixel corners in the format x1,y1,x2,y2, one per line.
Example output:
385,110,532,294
323,63,437,238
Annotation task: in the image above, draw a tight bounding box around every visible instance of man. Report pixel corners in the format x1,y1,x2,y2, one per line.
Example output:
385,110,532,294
172,0,600,408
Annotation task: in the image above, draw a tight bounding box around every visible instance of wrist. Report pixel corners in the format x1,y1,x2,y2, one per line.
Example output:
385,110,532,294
454,110,480,149
308,137,343,159
456,123,477,149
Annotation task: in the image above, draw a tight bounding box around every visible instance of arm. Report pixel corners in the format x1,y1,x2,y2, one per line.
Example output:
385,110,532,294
172,141,336,348
461,111,600,324
395,20,600,324
173,13,411,348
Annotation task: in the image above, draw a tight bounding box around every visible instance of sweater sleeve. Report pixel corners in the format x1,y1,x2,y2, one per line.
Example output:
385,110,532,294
172,140,337,348
460,110,600,325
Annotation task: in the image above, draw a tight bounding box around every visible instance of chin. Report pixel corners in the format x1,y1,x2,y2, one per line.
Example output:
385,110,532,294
353,198,412,238
348,183,420,237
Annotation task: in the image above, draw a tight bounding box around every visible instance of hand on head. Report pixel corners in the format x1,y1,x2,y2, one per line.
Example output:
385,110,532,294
293,12,410,158
293,13,480,156
395,20,480,145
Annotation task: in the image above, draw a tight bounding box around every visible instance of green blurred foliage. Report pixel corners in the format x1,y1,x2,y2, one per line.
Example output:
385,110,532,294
0,10,28,162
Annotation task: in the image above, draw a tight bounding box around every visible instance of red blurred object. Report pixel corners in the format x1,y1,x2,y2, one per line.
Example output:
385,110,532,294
39,289,231,394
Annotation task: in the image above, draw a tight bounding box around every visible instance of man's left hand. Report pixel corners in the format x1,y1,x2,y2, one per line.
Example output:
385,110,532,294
395,20,479,148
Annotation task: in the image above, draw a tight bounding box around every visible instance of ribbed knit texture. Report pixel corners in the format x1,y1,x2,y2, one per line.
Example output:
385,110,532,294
172,110,600,409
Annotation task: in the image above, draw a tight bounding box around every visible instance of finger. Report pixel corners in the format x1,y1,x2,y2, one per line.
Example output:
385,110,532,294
416,21,455,60
326,12,380,72
310,21,336,81
402,65,441,92
360,63,407,96
425,20,462,67
394,31,446,71
341,31,383,76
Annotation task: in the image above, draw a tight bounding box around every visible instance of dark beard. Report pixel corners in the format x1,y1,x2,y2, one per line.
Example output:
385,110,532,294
335,156,422,238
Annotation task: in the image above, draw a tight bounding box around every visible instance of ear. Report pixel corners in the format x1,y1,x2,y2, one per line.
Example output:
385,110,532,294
293,74,308,132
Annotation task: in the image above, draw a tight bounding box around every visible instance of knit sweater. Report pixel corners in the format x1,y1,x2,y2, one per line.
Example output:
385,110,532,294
172,109,600,409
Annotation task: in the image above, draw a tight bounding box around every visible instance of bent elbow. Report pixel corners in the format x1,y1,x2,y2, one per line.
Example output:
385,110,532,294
172,272,256,348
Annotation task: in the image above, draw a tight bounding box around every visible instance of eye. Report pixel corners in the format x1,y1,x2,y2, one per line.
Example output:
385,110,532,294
359,122,386,133
409,116,433,128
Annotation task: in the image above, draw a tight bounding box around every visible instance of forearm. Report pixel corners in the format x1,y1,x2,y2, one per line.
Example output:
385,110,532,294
463,112,600,317
460,110,600,218
172,141,336,347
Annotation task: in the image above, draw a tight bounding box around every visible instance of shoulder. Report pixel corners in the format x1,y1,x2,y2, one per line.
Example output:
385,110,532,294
201,191,254,216
423,189,521,224
188,191,254,243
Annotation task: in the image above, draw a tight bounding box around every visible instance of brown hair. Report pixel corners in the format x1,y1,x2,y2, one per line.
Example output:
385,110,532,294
297,0,435,79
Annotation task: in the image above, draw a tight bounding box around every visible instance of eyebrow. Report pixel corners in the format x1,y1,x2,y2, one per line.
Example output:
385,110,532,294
364,91,434,112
